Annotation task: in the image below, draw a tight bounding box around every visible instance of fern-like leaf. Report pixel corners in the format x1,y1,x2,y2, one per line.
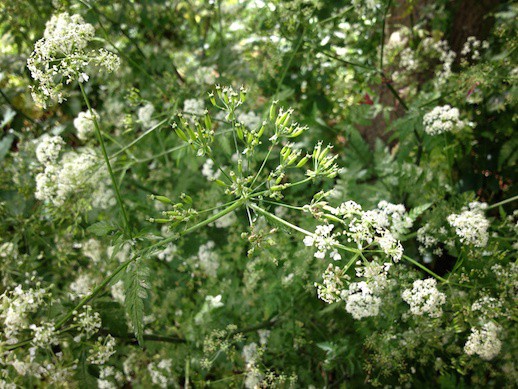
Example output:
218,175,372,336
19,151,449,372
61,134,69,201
124,258,150,346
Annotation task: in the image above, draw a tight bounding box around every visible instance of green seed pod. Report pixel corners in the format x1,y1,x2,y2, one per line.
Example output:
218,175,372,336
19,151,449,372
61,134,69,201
152,195,173,204
208,92,216,106
174,127,188,142
296,155,309,168
236,125,244,141
150,218,170,223
276,110,289,127
290,126,306,138
270,184,284,191
204,114,212,130
287,153,299,166
313,143,322,161
214,179,227,187
257,122,266,138
269,101,278,120
180,193,193,205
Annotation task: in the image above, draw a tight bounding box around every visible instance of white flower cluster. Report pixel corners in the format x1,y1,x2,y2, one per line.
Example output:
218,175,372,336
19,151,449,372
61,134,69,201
447,202,489,247
198,241,219,277
341,281,381,320
423,105,464,136
88,335,117,365
34,145,115,209
147,359,173,388
98,366,124,389
0,241,17,262
315,264,344,303
402,278,446,318
35,134,65,164
303,224,342,261
328,200,408,262
73,305,101,342
73,110,99,141
183,98,205,116
137,103,158,128
341,261,392,320
238,110,262,129
376,200,413,237
195,294,224,325
417,223,444,257
30,321,59,348
377,231,404,263
461,36,489,61
27,13,120,106
471,296,502,319
82,238,103,263
432,40,456,84
464,322,502,360
315,260,391,320
69,273,95,299
201,159,221,181
0,284,48,344
156,242,177,263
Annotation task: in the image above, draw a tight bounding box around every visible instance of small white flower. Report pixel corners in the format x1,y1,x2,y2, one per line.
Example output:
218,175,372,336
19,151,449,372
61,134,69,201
423,105,464,136
74,110,99,141
35,134,65,164
402,278,446,318
447,206,489,247
464,322,502,360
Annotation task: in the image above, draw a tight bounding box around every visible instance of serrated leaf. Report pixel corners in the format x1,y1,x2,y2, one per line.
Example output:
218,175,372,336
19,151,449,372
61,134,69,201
124,259,149,346
87,221,117,236
409,202,433,221
316,342,335,353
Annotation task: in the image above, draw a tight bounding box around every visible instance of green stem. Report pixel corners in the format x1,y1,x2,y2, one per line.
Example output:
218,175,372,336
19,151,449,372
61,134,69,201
110,117,170,159
251,143,275,188
249,202,310,236
383,76,409,110
402,255,448,283
79,83,132,238
379,0,393,72
341,252,361,275
55,259,133,329
261,199,305,211
486,194,518,210
275,26,305,96
251,177,312,198
147,198,246,251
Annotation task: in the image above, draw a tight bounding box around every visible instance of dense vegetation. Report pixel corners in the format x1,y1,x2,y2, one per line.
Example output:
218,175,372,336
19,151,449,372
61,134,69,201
0,0,516,387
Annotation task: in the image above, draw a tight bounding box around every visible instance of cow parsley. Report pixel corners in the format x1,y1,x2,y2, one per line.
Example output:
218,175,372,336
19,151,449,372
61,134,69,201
74,110,99,141
423,105,464,136
402,278,446,318
303,224,341,261
447,203,489,247
464,322,502,360
27,12,120,106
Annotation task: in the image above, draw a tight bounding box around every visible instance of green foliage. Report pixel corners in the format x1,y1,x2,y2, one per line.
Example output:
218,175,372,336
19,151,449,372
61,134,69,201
0,0,516,388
